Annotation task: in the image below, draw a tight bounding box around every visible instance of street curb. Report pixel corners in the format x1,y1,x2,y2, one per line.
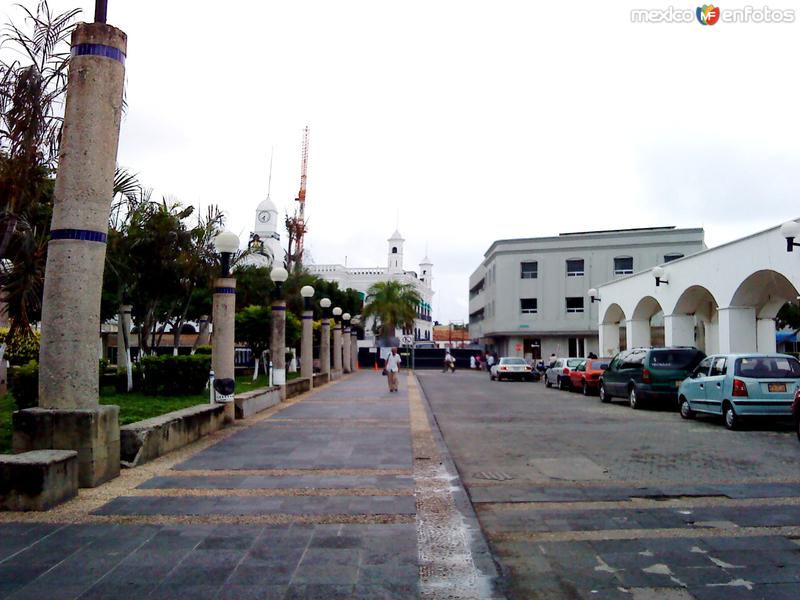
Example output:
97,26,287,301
414,371,508,598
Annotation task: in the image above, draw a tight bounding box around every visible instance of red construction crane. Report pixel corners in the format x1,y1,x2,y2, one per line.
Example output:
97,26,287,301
286,126,310,272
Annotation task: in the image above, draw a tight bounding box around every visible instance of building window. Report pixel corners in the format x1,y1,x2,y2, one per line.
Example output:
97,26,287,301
520,261,538,279
568,337,585,357
566,259,584,277
520,298,538,314
664,253,683,263
392,247,397,254
613,256,633,275
566,297,584,313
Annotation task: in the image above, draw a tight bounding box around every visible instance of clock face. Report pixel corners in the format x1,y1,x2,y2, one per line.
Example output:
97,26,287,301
258,211,271,224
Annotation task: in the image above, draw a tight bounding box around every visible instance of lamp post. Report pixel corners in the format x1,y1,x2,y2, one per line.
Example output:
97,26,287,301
320,298,332,376
780,221,800,252
588,288,600,303
652,266,669,287
332,307,343,374
270,266,289,400
350,317,360,371
211,230,239,424
16,3,128,487
342,312,352,374
300,285,315,385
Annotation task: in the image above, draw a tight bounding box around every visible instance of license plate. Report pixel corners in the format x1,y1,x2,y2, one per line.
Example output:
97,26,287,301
768,383,787,393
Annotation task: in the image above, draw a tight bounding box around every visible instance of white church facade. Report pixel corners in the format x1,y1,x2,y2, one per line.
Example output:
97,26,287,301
308,230,435,345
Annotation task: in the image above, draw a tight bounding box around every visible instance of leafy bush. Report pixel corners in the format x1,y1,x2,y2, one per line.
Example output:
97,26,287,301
10,360,39,409
0,329,40,365
114,364,143,393
194,345,212,355
140,354,211,396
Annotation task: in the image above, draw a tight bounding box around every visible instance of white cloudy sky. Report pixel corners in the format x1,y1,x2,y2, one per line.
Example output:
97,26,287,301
3,0,799,322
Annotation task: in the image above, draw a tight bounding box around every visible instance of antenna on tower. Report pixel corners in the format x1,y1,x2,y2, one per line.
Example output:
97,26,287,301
266,146,274,199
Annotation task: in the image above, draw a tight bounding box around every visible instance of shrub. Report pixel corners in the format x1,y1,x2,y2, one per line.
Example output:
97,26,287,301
194,345,212,355
114,363,143,393
10,360,39,409
0,328,40,365
140,354,211,396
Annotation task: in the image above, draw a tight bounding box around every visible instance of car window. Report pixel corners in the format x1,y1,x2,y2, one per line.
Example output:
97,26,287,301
502,358,526,365
590,360,610,370
575,361,586,372
735,356,800,379
709,357,727,377
567,359,584,368
622,350,645,369
691,357,712,379
649,349,704,370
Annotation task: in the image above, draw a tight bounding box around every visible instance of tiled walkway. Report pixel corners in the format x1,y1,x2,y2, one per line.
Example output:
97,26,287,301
0,372,446,599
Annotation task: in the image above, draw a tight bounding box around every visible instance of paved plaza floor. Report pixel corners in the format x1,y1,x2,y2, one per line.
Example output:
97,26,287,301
0,372,502,599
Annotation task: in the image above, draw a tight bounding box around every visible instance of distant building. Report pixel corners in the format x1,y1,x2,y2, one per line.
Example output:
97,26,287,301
433,325,470,349
308,230,434,345
468,227,706,359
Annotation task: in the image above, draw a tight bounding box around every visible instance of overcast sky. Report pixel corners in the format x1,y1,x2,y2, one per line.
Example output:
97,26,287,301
3,0,799,322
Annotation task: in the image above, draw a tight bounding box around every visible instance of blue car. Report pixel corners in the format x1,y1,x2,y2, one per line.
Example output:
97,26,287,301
678,353,800,429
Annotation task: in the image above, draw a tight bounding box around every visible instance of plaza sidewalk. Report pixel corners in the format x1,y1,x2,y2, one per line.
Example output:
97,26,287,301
0,371,500,600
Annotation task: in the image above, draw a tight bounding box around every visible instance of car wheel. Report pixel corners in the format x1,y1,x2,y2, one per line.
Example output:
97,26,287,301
558,377,567,391
796,417,799,442
582,381,589,396
599,383,611,403
545,377,552,388
723,402,738,430
679,397,695,420
629,386,640,410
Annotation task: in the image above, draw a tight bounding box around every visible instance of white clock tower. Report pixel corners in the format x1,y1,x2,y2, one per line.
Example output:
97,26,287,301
249,195,282,266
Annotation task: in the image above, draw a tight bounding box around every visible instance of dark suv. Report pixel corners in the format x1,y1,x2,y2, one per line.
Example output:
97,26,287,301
599,347,705,409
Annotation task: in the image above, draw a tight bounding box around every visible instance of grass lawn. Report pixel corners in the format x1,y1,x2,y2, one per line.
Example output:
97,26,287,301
0,371,288,447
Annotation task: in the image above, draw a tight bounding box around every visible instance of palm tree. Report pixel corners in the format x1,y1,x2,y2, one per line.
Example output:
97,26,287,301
362,280,421,340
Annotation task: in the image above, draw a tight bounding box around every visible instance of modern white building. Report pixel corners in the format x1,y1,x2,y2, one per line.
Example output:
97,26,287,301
308,230,434,345
596,220,800,357
468,227,706,359
238,193,283,268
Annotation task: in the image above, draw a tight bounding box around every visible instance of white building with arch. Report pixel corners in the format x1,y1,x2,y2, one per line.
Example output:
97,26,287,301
597,221,800,357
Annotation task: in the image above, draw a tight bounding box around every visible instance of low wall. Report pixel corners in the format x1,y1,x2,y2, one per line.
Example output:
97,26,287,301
313,372,330,388
286,377,311,398
329,369,343,382
0,450,78,511
234,386,281,419
120,403,225,467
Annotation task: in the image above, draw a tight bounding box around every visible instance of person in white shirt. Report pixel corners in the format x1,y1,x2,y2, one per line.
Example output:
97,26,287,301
385,347,402,392
443,350,456,373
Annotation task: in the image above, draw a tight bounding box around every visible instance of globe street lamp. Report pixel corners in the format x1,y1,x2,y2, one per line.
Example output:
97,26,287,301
300,285,315,384
209,230,240,423
780,220,800,252
270,266,289,399
332,307,343,374
652,266,669,287
320,298,332,376
342,312,352,374
588,288,600,303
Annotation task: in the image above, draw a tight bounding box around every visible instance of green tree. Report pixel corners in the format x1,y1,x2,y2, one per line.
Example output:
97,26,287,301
235,305,271,380
777,302,800,333
361,280,421,339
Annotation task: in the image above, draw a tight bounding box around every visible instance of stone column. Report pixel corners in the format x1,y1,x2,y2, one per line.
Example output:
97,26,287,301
625,319,650,349
271,300,287,400
116,304,131,370
15,22,127,487
342,324,352,374
332,320,342,373
212,278,236,424
320,317,331,375
598,323,621,357
756,318,777,353
717,307,757,353
194,315,211,350
664,314,695,347
301,309,313,385
351,330,358,371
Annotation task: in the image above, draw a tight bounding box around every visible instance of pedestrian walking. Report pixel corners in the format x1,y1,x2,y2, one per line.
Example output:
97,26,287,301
486,352,495,370
385,347,402,392
470,355,476,370
443,350,456,373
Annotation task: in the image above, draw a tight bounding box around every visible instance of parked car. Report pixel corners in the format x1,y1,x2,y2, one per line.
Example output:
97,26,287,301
544,358,585,390
490,357,537,381
678,353,800,430
793,388,800,441
569,357,612,395
599,347,705,409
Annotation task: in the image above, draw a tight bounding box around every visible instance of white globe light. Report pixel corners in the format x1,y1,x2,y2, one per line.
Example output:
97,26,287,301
652,266,665,279
300,285,315,298
320,298,331,308
780,220,800,239
342,312,351,321
332,307,342,316
588,288,598,298
213,230,239,254
270,266,289,283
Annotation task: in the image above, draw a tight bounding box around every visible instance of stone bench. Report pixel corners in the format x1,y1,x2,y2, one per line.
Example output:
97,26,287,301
329,369,343,381
120,403,225,467
234,386,281,419
0,450,78,511
286,377,312,399
312,372,330,388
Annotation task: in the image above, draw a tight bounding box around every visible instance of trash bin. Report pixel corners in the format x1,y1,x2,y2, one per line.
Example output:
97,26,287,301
213,378,235,403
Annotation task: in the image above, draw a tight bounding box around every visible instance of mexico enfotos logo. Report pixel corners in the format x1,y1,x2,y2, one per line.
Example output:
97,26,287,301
631,5,795,24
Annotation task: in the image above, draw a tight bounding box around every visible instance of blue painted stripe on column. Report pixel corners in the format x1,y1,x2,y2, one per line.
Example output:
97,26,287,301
272,306,286,311
71,43,126,64
302,315,313,320
214,287,236,295
50,228,107,243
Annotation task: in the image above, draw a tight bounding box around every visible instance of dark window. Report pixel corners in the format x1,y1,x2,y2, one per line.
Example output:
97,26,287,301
521,261,538,279
649,349,704,370
566,297,584,313
613,256,633,275
520,298,538,314
735,356,800,378
566,259,584,277
664,253,684,263
691,357,712,378
392,247,397,254
710,357,727,377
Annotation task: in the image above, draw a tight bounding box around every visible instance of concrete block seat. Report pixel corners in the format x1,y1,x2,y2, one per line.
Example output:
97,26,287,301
286,377,311,398
234,386,281,419
120,403,225,467
0,450,78,511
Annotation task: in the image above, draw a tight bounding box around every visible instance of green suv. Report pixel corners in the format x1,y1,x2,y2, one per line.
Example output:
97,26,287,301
599,347,706,409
